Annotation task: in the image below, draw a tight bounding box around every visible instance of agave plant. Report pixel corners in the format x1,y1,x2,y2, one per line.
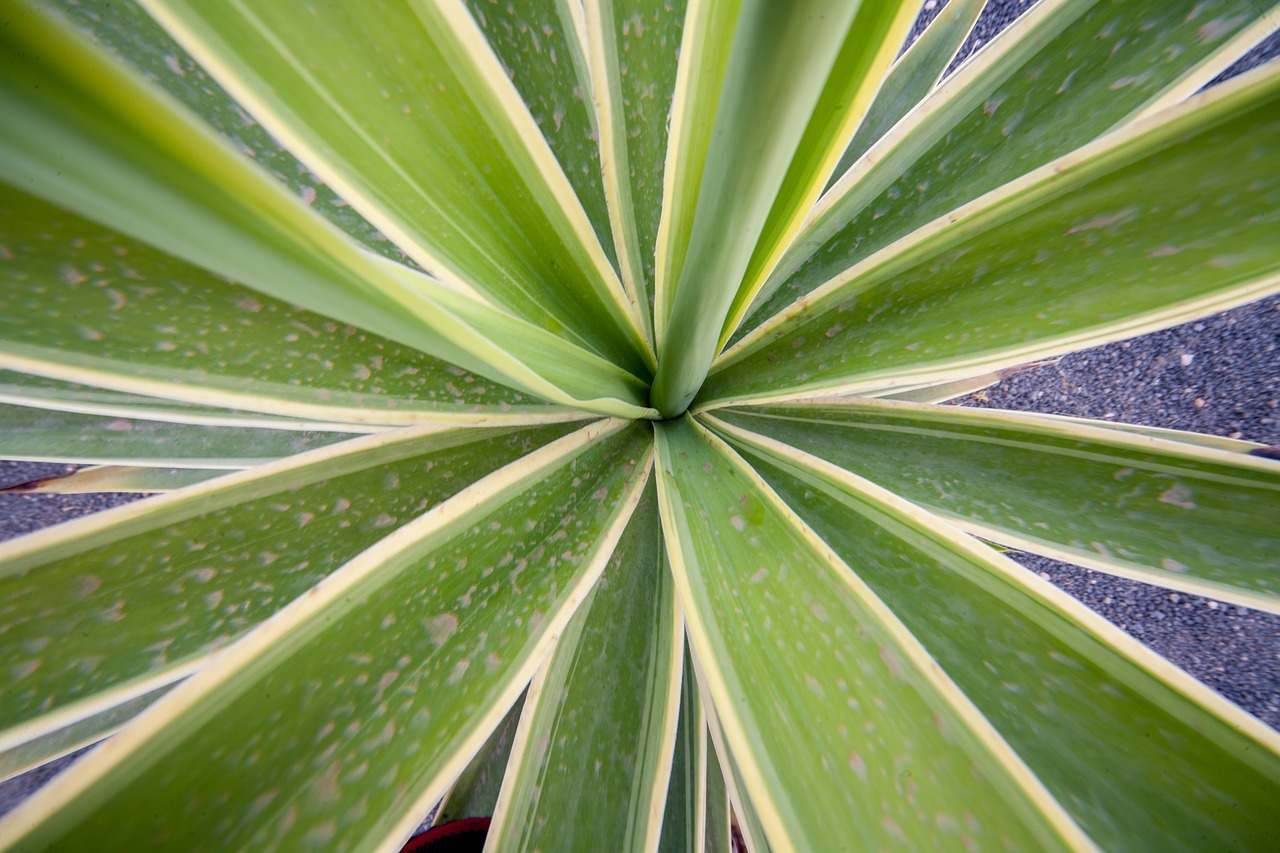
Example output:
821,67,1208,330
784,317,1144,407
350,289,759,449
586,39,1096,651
1,0,1279,849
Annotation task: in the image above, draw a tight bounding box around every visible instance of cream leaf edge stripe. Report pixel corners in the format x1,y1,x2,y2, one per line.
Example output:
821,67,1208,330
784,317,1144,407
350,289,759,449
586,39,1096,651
655,416,1097,853
651,0,726,349
0,420,653,853
425,0,655,369
717,49,1280,372
796,0,1085,266
1125,3,1280,123
584,0,656,351
706,398,1280,612
0,658,202,782
0,421,566,577
740,0,1277,342
137,0,490,308
484,525,683,853
715,396,1280,480
0,344,591,427
699,275,1280,408
0,390,387,433
715,0,920,352
703,412,1280,771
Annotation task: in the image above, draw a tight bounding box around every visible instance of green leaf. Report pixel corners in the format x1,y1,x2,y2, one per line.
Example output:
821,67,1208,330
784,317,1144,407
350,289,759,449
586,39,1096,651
488,479,680,851
1,466,225,495
738,0,1279,338
0,5,649,415
0,404,351,469
823,0,986,193
0,666,188,784
0,182,645,420
654,416,1089,851
0,422,580,786
1031,413,1271,453
650,0,916,415
53,0,415,267
650,0,742,353
0,373,386,434
708,413,1280,851
586,0,688,348
657,651,704,853
703,61,1280,406
0,420,653,850
710,399,1280,613
715,0,918,351
702,730,730,853
433,694,525,826
465,0,622,280
3,1,1280,848
139,0,652,375
696,681,773,853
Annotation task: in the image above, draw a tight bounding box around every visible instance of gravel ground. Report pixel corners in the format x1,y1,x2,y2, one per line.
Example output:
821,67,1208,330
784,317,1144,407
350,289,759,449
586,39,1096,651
2,0,1278,829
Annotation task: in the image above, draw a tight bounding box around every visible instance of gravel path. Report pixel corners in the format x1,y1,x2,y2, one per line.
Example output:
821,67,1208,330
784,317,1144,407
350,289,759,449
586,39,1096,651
2,0,1278,827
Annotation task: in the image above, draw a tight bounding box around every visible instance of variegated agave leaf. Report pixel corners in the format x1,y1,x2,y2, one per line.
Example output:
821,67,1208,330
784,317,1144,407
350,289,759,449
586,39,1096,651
1,1,1278,851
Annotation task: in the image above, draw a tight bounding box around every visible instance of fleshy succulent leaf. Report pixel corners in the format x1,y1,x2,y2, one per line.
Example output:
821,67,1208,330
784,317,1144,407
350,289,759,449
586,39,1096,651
1,1,1278,850
586,0,688,348
0,3,651,416
1,466,227,495
486,479,680,851
704,60,1280,406
738,0,1280,338
463,0,621,278
709,400,1280,612
655,416,1091,851
650,0,916,415
822,0,987,194
0,420,652,850
432,694,525,827
0,373,390,434
701,730,730,853
0,404,353,469
0,422,581,795
657,651,704,853
708,413,1280,851
137,0,652,375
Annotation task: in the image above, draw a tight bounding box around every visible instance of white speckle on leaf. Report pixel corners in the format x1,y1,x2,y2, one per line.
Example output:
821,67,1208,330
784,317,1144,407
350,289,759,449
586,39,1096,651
423,613,459,645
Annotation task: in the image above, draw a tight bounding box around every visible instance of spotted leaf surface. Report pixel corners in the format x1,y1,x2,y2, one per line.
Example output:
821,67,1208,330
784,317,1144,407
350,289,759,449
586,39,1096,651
55,0,414,266
0,423,578,771
713,401,1280,612
654,416,1087,852
823,0,985,193
0,404,352,469
140,0,648,375
466,0,621,276
488,480,679,852
0,184,564,424
2,420,652,850
712,414,1280,852
0,372,381,433
0,5,649,415
741,0,1277,337
650,0,916,415
588,0,687,342
1,1,1279,850
705,64,1280,405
